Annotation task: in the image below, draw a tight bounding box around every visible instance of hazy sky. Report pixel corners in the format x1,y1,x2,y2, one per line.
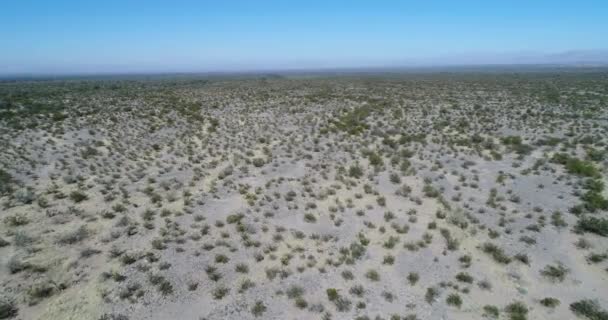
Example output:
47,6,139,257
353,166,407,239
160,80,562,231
2,0,608,74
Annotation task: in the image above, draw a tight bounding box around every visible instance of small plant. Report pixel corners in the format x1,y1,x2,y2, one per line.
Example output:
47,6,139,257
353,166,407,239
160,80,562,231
7,256,31,274
286,285,304,299
304,213,317,223
294,297,308,309
565,157,599,177
382,255,395,265
212,286,229,300
252,158,265,167
540,263,569,282
349,285,364,297
514,253,530,265
187,281,199,291
425,287,438,304
215,254,229,263
0,169,14,196
389,173,401,184
407,272,419,285
570,299,608,320
348,165,364,178
576,217,608,237
540,297,560,308
3,214,29,227
455,272,473,284
483,305,500,318
440,228,459,251
551,211,568,228
365,269,380,281
333,296,352,312
0,296,18,319
382,291,395,302
13,231,34,247
157,279,173,295
326,288,339,301
69,191,89,203
587,252,608,264
481,242,511,264
341,270,354,280
58,225,89,244
376,196,386,207
505,301,528,320
235,263,249,273
251,300,266,317
27,281,58,304
446,293,462,308
238,279,255,293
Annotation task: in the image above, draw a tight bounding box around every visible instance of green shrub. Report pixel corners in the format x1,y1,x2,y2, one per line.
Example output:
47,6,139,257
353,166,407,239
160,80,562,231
540,297,560,308
294,297,308,309
3,214,29,227
446,293,462,308
326,288,339,301
215,254,229,264
440,228,459,251
567,158,599,177
158,280,173,295
251,300,266,317
483,305,500,318
587,148,606,162
407,272,420,285
0,169,14,195
551,211,568,228
502,136,533,154
69,191,89,203
0,295,18,319
425,287,438,304
553,153,599,177
331,106,371,135
348,165,364,178
27,281,57,303
577,217,608,237
365,269,380,281
212,286,229,300
334,296,352,312
587,252,608,264
482,242,511,264
368,152,383,167
252,158,265,167
235,263,249,273
570,299,608,320
58,225,89,244
286,285,304,299
455,272,474,284
540,263,569,282
584,179,605,193
303,213,317,223
502,136,522,145
505,301,528,320
581,191,608,212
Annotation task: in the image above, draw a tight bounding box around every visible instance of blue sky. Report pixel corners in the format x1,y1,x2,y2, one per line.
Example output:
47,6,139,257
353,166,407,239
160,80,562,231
1,0,608,74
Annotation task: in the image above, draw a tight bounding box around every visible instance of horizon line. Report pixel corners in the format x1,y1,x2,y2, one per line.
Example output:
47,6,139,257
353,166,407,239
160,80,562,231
3,62,608,81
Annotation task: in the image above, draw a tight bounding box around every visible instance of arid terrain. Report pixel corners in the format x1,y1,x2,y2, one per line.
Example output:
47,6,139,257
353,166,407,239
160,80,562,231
1,70,607,320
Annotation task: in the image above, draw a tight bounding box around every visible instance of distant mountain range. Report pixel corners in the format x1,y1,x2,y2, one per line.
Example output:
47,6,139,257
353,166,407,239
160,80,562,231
511,50,608,65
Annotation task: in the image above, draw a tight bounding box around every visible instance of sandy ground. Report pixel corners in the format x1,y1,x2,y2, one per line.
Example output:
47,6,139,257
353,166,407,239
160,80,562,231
1,74,607,320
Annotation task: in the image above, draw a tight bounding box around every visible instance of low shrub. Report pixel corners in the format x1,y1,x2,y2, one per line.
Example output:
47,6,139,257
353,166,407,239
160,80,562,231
576,217,608,237
570,299,608,320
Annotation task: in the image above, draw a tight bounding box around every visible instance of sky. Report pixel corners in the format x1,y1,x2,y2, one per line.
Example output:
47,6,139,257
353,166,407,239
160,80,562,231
1,0,608,74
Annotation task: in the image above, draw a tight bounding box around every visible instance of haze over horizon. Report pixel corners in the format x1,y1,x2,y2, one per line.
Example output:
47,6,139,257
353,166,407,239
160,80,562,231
2,0,608,75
